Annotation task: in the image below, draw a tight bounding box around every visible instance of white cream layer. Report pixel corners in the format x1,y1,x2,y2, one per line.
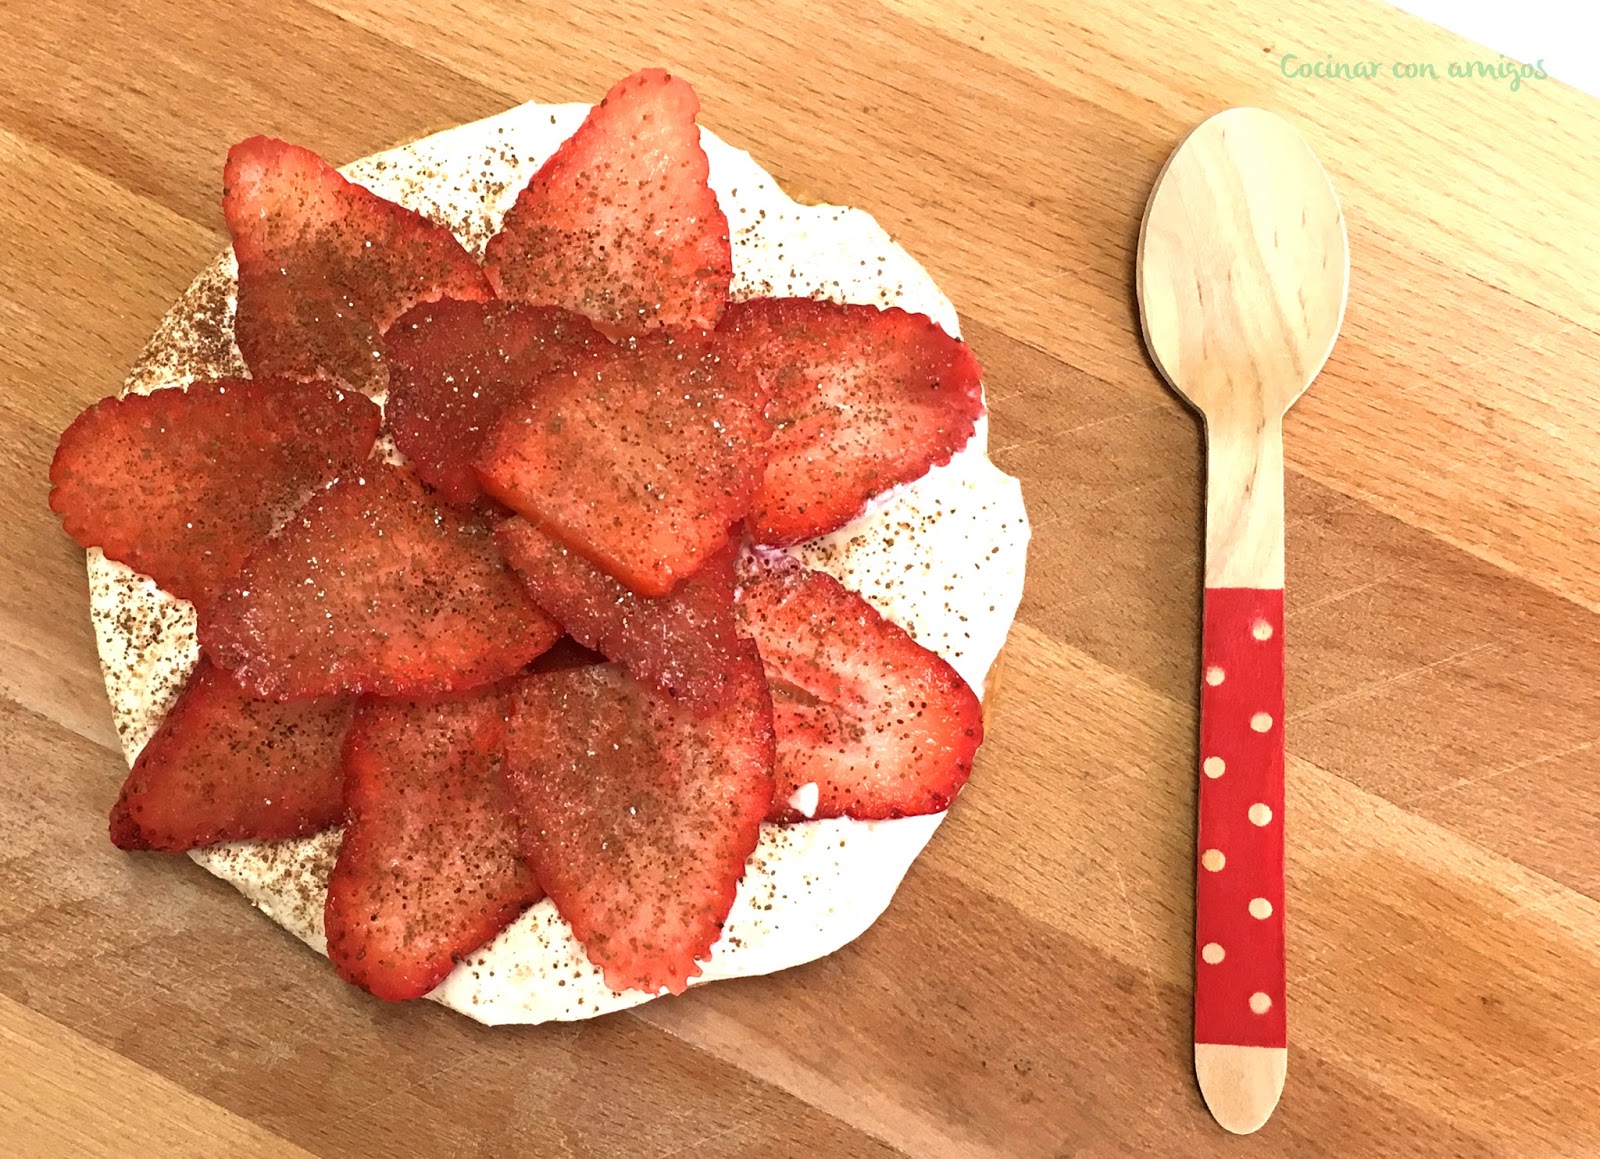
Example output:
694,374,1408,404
87,100,1030,1024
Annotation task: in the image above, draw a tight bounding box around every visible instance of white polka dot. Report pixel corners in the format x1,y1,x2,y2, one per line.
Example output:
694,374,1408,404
1249,992,1273,1014
1201,848,1226,872
1203,756,1225,778
1205,665,1225,686
1249,803,1273,826
1252,619,1273,641
1251,712,1273,733
1249,897,1273,920
1202,942,1226,964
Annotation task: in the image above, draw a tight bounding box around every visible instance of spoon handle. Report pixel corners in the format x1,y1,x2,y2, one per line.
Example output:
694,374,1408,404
1193,421,1288,1134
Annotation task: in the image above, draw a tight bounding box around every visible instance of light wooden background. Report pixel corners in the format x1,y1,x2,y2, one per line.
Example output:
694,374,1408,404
2,2,1597,1155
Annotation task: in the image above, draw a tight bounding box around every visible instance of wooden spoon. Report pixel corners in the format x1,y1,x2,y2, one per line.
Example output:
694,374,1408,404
1136,107,1349,1134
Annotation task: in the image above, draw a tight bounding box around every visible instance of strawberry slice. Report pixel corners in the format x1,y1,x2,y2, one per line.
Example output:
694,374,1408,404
109,658,352,852
224,136,491,390
716,299,985,545
483,68,731,336
505,652,775,995
385,299,605,505
201,463,559,700
476,331,770,597
48,377,380,608
735,552,983,821
324,687,539,1001
495,517,744,712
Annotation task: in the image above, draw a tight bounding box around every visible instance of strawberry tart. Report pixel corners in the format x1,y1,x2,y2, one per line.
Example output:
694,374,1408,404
50,69,1030,1023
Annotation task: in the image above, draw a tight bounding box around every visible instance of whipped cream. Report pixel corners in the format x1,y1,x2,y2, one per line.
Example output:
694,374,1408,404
87,100,1030,1024
787,782,821,819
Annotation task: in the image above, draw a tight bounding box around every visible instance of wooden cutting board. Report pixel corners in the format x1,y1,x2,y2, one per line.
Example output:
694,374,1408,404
3,1,1597,1155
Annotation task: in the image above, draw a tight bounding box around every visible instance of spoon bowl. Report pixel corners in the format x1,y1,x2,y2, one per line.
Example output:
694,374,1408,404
1140,106,1348,425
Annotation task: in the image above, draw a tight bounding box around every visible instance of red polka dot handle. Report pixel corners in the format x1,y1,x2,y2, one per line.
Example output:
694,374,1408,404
1195,586,1285,1051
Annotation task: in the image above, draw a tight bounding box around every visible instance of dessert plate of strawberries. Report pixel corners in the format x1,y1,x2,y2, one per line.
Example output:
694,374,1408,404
49,69,1030,1023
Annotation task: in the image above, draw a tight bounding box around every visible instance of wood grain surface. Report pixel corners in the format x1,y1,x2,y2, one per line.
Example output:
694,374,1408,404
2,1,1597,1155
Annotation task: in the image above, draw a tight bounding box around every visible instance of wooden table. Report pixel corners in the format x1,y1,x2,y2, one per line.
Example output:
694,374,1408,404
3,2,1597,1155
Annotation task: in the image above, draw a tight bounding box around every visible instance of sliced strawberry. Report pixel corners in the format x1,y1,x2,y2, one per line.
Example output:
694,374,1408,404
325,686,539,1001
483,68,731,335
495,517,744,712
201,463,559,700
224,136,491,390
48,377,380,608
385,299,605,505
476,331,770,597
716,299,985,545
505,653,774,995
109,658,352,852
735,552,983,821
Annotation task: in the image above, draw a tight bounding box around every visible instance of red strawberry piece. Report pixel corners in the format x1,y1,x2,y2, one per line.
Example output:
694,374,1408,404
201,463,559,700
48,377,380,608
483,68,731,336
324,686,539,1001
717,298,985,545
495,517,744,712
505,652,775,995
476,331,770,597
735,552,983,822
224,136,491,390
109,658,352,853
385,299,605,505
